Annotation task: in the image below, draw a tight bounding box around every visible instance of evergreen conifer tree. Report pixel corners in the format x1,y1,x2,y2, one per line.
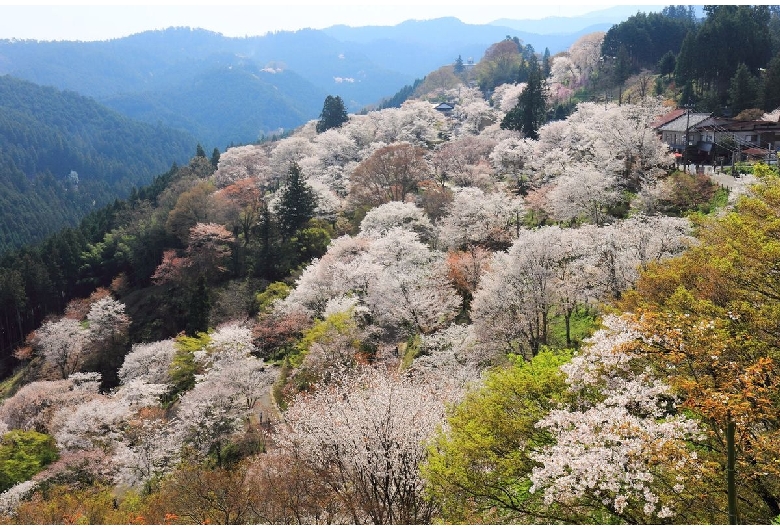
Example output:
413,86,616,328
316,95,349,133
277,162,317,237
500,60,547,140
454,55,465,73
542,47,551,78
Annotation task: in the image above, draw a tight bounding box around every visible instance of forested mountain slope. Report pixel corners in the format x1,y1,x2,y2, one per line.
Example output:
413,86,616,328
0,75,195,254
4,16,780,523
0,28,410,146
0,14,626,147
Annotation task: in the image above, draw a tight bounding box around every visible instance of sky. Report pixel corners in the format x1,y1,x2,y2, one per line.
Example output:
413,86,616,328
0,2,677,42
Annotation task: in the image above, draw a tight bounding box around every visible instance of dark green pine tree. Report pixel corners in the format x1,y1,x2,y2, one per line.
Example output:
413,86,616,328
500,60,547,140
454,54,465,74
658,51,676,80
277,162,318,238
210,148,220,169
542,47,551,78
316,95,349,133
728,63,759,116
195,144,207,158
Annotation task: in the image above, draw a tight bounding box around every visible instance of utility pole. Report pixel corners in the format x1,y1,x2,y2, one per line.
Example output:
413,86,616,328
683,103,694,173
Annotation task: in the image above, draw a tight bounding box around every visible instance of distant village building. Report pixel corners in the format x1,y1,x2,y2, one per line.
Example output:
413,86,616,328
433,102,455,116
655,110,780,165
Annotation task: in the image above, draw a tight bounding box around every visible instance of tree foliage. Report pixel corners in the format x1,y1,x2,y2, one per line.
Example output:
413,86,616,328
0,430,58,493
500,60,547,140
316,95,349,133
424,349,571,523
276,162,318,238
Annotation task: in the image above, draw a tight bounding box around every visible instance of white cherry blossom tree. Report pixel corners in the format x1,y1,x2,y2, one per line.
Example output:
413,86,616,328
530,314,706,523
280,366,460,524
437,187,524,251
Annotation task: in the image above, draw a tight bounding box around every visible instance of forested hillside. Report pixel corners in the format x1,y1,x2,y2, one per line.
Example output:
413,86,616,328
0,18,617,148
2,7,780,524
0,75,196,254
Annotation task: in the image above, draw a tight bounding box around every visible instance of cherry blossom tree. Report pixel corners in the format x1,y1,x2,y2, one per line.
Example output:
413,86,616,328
437,187,524,251
372,100,443,146
431,136,498,189
580,216,693,300
549,55,580,88
361,228,460,335
280,228,459,337
150,249,191,285
358,201,434,242
176,324,275,464
545,164,621,225
278,235,374,316
469,225,597,358
530,314,708,524
52,385,165,453
489,135,536,187
86,295,129,345
32,318,88,379
0,373,101,433
493,83,527,113
118,339,177,386
495,100,673,193
186,222,234,280
567,32,605,86
212,144,270,189
153,223,234,285
280,367,459,524
269,136,317,183
112,409,181,488
454,99,497,134
0,480,37,519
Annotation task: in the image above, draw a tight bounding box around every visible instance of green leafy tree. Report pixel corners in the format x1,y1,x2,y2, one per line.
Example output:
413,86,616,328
168,331,211,399
276,162,318,238
0,430,58,492
618,174,780,523
500,60,547,140
316,95,349,133
423,349,572,524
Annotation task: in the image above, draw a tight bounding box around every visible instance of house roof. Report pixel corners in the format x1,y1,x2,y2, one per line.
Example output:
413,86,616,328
434,102,455,111
657,113,711,133
692,118,780,135
650,108,686,128
743,147,769,156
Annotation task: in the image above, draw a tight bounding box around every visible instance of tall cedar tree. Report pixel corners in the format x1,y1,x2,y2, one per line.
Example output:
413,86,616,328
454,55,465,73
277,162,317,237
316,95,349,133
500,60,547,140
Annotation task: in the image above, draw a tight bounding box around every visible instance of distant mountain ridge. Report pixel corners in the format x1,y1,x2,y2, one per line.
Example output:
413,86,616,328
490,5,665,34
0,10,631,147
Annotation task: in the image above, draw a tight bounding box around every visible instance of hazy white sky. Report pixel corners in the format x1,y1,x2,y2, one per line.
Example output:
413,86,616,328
0,2,671,41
